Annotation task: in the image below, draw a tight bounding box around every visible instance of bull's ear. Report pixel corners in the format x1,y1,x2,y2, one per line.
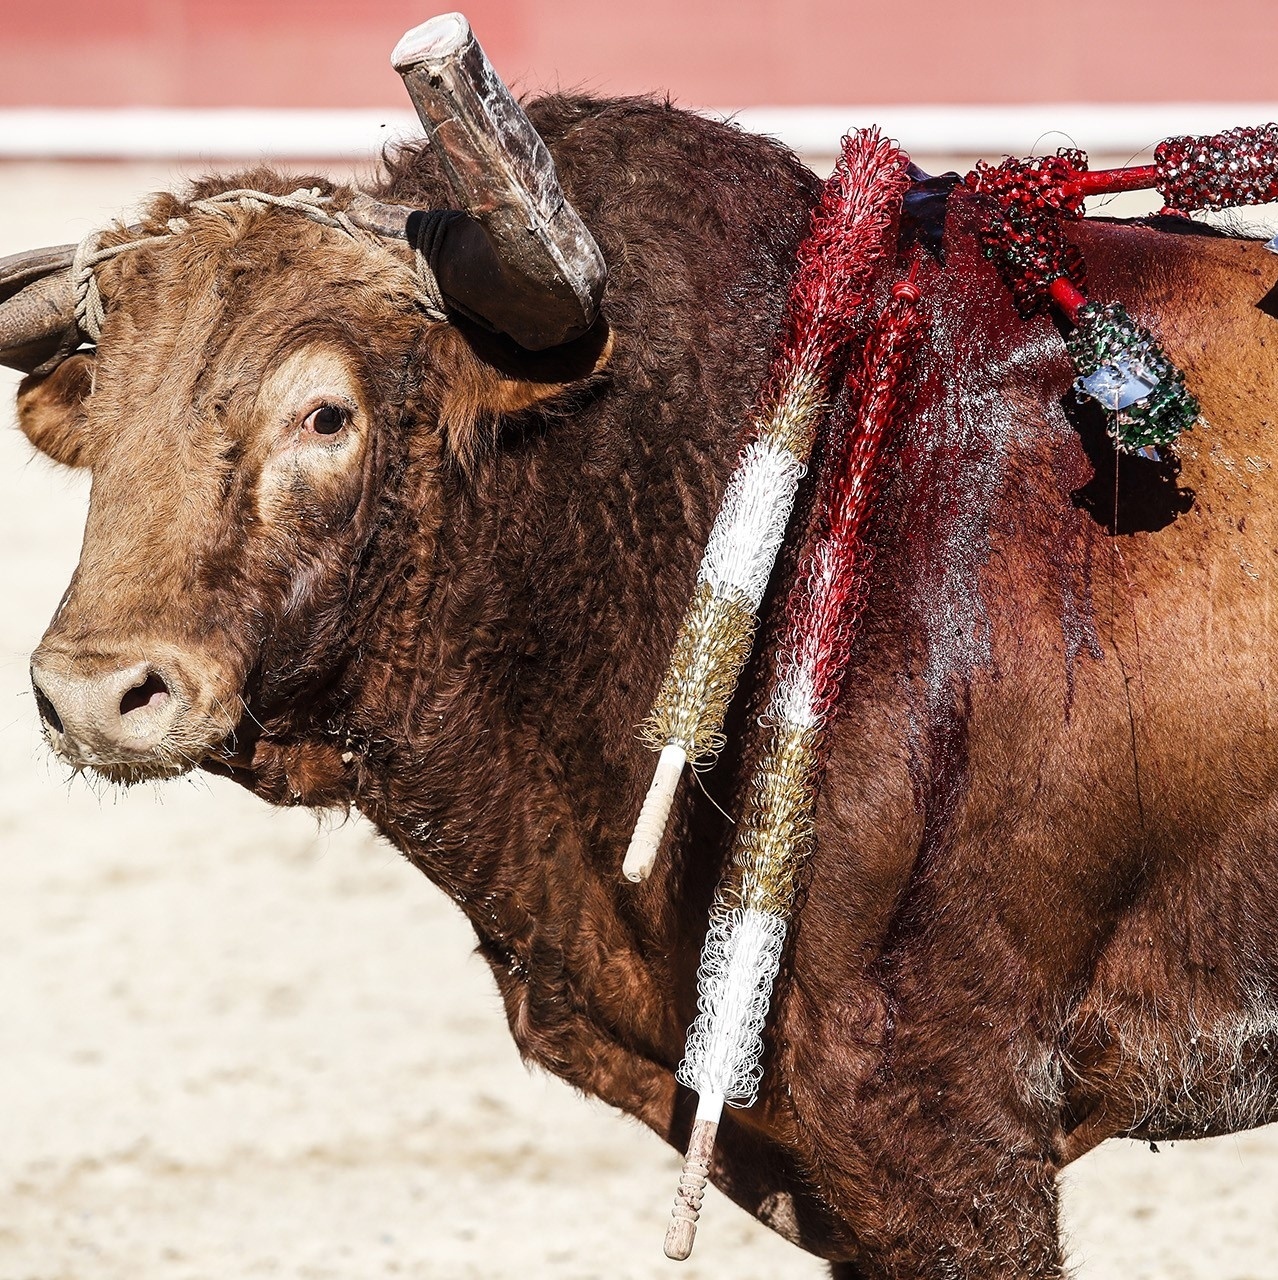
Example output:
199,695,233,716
427,316,612,464
17,353,95,468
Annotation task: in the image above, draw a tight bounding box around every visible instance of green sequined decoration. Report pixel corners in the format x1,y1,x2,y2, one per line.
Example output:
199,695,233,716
1065,301,1200,453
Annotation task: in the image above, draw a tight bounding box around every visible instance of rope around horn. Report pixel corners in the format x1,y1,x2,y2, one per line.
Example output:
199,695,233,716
70,187,448,346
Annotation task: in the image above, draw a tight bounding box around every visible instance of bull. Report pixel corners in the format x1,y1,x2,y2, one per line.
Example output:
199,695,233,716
4,23,1278,1280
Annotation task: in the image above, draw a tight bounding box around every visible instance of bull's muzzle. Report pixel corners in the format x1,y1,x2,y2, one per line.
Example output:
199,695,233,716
30,653,191,776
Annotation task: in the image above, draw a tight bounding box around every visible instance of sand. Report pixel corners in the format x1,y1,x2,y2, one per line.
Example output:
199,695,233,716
1,161,1276,1280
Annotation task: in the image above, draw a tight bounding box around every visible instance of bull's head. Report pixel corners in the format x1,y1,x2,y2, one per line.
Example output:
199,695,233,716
1,14,609,790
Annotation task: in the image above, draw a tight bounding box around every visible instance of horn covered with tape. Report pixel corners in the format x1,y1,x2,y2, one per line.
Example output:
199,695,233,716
391,12,607,351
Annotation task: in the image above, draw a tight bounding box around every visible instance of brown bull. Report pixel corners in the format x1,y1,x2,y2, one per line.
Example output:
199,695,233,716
7,94,1278,1277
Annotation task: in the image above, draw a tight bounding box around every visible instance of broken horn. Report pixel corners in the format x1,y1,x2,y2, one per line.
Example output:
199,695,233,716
0,243,76,374
389,12,607,351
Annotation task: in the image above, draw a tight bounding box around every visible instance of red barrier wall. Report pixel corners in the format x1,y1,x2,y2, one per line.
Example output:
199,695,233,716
3,0,1277,108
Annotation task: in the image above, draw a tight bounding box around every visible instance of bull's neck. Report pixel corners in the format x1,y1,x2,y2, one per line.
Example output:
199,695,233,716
331,440,716,1062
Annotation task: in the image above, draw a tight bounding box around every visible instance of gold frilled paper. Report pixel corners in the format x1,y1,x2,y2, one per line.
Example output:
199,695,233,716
729,721,820,918
641,583,757,760
760,366,825,461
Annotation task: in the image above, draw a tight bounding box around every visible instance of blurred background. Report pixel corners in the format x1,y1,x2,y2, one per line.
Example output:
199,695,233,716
2,4,1278,1279
2,0,1278,164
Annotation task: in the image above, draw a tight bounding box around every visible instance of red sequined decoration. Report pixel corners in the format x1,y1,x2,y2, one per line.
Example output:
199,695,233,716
964,150,1089,218
1155,123,1278,211
963,150,1089,315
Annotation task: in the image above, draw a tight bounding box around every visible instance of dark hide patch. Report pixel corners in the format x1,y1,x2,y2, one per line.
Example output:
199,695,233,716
1064,393,1197,534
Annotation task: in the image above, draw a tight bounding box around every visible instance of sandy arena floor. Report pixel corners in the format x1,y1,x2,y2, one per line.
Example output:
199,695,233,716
1,161,1277,1280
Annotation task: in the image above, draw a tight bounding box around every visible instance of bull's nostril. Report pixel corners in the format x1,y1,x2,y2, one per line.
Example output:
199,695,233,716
33,684,64,735
120,670,171,717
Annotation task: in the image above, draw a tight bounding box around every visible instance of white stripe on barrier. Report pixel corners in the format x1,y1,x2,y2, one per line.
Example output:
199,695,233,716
3,104,1278,161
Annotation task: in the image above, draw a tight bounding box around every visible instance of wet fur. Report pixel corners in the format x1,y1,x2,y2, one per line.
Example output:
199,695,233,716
16,97,1278,1277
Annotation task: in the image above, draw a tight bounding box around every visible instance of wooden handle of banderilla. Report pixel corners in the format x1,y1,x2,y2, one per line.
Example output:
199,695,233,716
622,745,686,882
391,11,606,350
664,1115,719,1261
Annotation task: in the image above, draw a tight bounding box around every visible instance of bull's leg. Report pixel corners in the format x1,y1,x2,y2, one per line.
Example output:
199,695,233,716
868,1155,1063,1279
783,997,1067,1277
814,1136,1065,1279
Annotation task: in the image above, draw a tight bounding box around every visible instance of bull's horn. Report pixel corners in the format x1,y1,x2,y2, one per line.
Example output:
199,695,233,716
345,194,592,350
390,13,607,351
0,244,76,374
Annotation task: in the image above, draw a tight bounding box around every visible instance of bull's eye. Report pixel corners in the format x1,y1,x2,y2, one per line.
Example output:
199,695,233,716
304,403,348,436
